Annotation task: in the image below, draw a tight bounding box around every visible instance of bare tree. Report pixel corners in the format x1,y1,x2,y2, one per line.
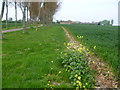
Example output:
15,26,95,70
18,2,28,33
29,2,41,31
7,1,18,28
0,0,5,39
26,4,30,27
0,0,5,20
39,1,60,25
23,3,26,33
27,5,29,22
6,0,8,29
15,0,17,28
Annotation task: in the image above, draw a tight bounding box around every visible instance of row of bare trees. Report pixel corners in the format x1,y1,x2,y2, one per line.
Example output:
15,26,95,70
0,0,19,29
0,0,60,32
29,1,60,31
40,2,60,25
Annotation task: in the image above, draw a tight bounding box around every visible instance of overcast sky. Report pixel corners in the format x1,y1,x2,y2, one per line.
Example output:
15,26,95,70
0,0,119,25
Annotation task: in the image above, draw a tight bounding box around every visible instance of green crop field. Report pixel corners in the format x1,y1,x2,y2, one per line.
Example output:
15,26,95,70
2,25,73,88
62,24,118,75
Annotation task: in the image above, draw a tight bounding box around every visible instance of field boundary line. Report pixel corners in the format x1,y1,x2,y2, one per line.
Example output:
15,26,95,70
61,26,118,88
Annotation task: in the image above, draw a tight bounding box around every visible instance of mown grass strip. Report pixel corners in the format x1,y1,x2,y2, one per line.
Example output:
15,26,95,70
2,25,72,88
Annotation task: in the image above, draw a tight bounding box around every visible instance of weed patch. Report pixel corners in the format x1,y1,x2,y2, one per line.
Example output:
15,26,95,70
60,44,95,88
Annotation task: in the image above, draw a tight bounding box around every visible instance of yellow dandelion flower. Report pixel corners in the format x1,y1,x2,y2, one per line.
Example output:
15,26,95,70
83,86,85,88
80,48,82,50
68,70,70,72
80,44,83,46
79,50,82,53
67,43,69,46
70,43,73,46
93,46,96,49
75,74,78,78
76,80,79,83
78,82,82,87
68,43,72,46
77,48,82,52
51,61,53,63
58,71,61,74
78,76,81,80
86,83,88,85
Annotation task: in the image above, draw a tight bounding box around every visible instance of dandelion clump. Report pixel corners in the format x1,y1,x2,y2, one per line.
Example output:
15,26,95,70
93,46,96,49
60,42,95,88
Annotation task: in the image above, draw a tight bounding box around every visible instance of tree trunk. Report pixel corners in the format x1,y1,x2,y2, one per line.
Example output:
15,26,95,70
0,1,5,39
22,6,26,33
27,6,30,27
6,0,8,29
0,1,5,20
27,6,28,22
0,18,2,39
15,1,17,28
43,8,45,25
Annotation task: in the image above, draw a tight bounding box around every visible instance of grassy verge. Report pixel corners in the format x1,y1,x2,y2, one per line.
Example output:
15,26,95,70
2,25,72,88
62,24,118,75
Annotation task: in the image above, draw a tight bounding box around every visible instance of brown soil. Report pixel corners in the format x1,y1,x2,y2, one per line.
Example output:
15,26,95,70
62,26,118,88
